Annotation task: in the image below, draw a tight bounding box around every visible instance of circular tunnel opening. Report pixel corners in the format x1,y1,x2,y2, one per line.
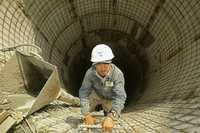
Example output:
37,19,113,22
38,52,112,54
62,30,149,109
1,0,200,132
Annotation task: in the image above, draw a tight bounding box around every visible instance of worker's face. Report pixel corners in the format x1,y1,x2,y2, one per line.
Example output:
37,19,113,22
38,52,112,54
95,63,111,77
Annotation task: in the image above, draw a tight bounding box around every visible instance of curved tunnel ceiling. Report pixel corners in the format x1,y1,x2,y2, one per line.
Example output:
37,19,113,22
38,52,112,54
0,0,200,132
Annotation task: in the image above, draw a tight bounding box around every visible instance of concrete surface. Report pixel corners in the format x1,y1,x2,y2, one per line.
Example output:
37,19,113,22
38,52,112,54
0,0,200,132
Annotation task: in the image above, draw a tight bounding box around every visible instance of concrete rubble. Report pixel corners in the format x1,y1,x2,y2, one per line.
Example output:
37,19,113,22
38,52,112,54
0,50,82,133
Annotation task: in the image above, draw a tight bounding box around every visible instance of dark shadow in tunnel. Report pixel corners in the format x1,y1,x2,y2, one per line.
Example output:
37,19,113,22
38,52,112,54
21,0,150,110
63,30,149,110
112,45,147,107
67,46,92,96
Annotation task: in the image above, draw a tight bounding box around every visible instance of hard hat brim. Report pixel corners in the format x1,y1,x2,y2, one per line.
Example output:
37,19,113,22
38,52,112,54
92,60,112,65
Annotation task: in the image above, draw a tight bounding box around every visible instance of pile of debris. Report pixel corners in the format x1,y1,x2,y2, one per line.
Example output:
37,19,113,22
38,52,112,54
0,48,80,133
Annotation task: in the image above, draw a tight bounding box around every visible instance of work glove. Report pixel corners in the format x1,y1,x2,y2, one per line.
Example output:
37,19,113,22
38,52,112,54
102,117,114,132
84,113,96,125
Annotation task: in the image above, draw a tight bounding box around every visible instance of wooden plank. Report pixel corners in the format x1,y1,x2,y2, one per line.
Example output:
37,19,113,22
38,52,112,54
0,111,10,124
0,116,16,133
21,118,36,133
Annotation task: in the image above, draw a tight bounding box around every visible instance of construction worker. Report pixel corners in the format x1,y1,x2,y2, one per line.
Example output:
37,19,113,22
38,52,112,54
79,44,127,132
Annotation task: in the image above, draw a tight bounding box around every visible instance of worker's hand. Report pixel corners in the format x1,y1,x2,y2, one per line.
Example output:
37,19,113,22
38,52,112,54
102,117,114,132
84,114,96,125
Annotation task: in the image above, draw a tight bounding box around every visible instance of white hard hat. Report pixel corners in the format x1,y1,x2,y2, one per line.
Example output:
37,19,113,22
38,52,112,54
91,44,114,63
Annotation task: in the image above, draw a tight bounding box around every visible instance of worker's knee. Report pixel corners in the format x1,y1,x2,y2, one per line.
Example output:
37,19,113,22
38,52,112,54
88,90,112,113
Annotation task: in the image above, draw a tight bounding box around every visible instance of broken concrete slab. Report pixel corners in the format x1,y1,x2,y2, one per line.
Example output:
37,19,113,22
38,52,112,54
7,94,35,114
27,68,61,116
0,51,79,118
57,89,80,106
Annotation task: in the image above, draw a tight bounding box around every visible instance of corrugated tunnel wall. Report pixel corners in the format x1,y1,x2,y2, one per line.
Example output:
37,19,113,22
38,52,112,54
0,0,200,132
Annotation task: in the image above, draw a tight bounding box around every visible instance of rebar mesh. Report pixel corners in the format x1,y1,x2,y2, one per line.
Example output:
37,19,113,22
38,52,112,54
0,0,200,132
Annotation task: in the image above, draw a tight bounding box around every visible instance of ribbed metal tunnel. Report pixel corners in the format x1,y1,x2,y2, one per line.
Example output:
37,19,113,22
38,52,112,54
0,0,200,132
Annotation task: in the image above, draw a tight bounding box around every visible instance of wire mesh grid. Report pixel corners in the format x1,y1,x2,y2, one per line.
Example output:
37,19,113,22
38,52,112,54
0,0,200,132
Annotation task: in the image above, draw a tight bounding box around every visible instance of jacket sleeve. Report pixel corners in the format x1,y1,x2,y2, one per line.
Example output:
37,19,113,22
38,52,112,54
112,72,127,115
79,70,93,115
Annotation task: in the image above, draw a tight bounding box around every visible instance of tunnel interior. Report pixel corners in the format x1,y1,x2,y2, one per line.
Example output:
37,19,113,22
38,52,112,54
0,0,200,132
66,30,149,107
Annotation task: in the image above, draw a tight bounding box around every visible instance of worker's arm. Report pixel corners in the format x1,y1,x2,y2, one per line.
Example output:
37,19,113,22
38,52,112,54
111,72,127,117
102,71,126,132
79,70,93,115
